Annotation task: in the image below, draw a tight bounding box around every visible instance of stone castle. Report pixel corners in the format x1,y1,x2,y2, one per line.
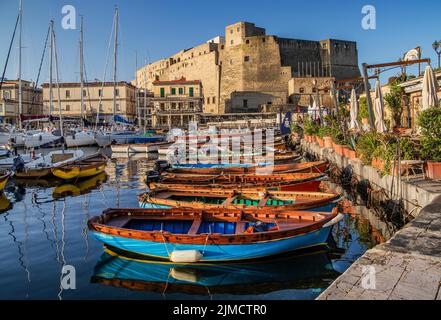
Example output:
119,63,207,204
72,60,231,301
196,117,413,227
135,21,360,114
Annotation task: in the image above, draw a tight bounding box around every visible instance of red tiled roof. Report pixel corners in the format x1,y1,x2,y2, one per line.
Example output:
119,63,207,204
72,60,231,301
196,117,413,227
153,77,201,85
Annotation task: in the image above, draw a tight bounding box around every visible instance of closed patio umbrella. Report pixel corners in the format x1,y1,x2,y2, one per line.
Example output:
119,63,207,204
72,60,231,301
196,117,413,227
349,88,360,130
421,65,439,111
374,80,387,133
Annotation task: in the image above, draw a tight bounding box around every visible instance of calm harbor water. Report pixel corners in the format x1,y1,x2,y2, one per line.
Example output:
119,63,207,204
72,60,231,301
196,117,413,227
0,148,392,300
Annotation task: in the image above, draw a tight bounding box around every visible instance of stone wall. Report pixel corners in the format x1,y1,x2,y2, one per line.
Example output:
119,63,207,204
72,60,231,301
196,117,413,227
135,21,361,115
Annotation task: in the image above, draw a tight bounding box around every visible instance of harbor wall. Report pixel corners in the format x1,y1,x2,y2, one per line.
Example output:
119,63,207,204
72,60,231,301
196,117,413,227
301,140,440,218
301,140,441,300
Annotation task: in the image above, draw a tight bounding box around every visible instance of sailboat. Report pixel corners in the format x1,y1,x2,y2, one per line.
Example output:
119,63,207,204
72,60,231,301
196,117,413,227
93,7,164,148
64,17,96,148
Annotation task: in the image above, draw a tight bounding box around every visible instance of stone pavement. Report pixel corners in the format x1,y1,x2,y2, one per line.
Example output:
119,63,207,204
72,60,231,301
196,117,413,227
318,196,441,300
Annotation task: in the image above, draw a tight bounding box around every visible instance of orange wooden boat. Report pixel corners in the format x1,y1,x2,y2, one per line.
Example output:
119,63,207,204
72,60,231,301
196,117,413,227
147,172,326,192
88,207,343,262
139,189,340,212
170,161,328,175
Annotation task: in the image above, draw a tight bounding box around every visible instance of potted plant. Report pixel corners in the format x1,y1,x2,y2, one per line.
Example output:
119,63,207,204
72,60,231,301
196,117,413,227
418,106,441,179
384,76,405,129
356,131,382,165
358,96,370,126
303,117,319,144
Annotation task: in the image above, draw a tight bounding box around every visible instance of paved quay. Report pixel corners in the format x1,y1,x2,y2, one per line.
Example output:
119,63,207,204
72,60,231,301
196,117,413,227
318,196,441,300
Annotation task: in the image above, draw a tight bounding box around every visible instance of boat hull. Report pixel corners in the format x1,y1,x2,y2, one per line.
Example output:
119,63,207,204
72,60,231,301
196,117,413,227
91,225,333,262
52,163,107,180
65,132,96,148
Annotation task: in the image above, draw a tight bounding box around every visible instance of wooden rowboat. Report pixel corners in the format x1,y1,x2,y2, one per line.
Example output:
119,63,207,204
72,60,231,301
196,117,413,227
139,189,341,212
170,161,328,175
147,172,326,192
88,207,343,262
51,153,108,180
0,172,10,192
15,149,84,179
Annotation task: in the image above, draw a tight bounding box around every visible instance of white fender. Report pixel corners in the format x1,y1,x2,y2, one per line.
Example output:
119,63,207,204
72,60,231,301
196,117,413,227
170,250,203,263
322,213,344,228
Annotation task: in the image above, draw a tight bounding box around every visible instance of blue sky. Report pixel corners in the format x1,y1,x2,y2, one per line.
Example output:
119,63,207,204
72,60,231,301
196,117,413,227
1,0,440,85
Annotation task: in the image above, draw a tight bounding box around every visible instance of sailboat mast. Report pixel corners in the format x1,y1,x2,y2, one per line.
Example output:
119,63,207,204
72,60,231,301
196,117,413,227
18,0,23,129
52,21,64,139
49,20,53,118
144,58,147,132
135,51,140,129
80,16,84,130
112,7,118,123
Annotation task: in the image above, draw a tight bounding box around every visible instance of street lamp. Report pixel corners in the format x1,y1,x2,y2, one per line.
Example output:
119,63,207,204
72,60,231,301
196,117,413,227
433,41,441,69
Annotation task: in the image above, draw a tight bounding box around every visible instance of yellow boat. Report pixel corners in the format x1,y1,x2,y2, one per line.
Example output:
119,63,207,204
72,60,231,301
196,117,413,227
0,172,10,192
51,154,108,181
53,172,108,199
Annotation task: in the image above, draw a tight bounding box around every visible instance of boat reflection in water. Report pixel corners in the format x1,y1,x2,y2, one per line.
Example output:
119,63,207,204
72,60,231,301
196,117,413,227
0,193,12,213
91,247,340,296
52,172,108,199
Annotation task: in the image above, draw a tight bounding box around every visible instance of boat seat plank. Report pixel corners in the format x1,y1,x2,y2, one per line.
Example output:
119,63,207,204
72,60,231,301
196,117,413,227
188,216,202,235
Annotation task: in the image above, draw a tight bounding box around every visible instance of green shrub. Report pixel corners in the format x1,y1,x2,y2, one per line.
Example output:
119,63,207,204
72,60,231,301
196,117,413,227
418,106,441,162
356,131,382,164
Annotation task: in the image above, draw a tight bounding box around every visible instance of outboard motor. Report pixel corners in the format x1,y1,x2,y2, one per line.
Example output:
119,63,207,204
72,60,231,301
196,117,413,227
145,170,160,184
12,155,25,173
154,160,170,172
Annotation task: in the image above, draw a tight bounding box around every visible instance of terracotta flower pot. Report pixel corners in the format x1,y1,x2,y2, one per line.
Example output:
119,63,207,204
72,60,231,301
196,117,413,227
345,149,357,160
304,135,310,142
316,137,324,147
323,136,333,148
333,144,344,156
371,157,385,172
426,161,441,180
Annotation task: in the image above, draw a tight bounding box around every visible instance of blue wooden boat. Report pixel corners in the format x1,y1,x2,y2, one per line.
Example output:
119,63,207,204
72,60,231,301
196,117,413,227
91,248,340,295
88,207,343,263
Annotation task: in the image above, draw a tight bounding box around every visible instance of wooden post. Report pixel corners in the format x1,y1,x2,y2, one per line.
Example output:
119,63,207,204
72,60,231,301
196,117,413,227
362,63,375,129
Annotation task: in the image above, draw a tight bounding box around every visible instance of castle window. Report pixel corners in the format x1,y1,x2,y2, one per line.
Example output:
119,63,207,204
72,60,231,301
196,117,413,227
230,59,233,65
230,29,234,34
237,27,240,32
65,90,70,98
312,88,317,93
244,56,250,62
262,38,266,43
231,40,234,45
246,40,250,44
213,96,216,104
299,87,305,94
66,105,70,111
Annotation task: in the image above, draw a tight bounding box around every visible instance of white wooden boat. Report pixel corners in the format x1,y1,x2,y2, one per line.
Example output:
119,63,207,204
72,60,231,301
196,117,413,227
95,131,112,148
0,125,26,147
0,153,42,172
111,141,171,154
15,149,84,178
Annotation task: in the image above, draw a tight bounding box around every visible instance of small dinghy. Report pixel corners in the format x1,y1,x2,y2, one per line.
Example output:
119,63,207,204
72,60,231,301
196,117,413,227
51,153,108,180
147,172,326,192
111,141,171,154
139,189,341,212
88,207,343,262
15,149,84,179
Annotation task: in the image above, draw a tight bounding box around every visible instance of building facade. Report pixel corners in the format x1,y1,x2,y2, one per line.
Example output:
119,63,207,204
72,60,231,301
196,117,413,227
151,78,203,128
135,21,360,115
0,80,43,124
41,81,136,123
399,72,441,129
